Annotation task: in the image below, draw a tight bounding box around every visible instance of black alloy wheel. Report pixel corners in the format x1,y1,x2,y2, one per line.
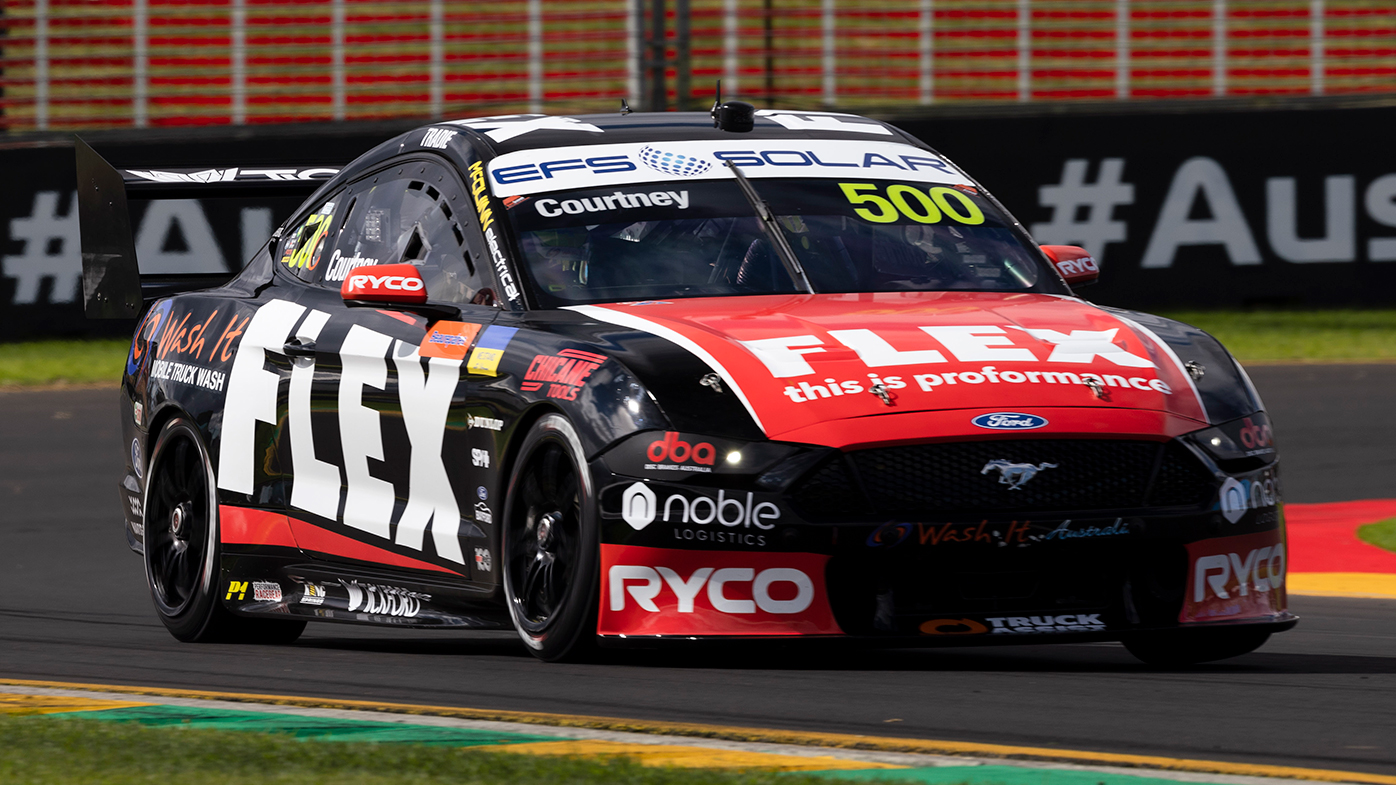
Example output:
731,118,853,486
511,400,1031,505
143,417,304,644
502,414,600,661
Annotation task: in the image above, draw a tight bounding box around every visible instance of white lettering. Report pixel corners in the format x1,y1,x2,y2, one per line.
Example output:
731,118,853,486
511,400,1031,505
217,300,307,494
338,325,395,539
1141,157,1261,268
392,341,465,563
288,309,341,520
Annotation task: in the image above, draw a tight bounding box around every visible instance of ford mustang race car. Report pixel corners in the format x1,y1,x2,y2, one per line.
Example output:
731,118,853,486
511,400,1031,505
80,104,1293,664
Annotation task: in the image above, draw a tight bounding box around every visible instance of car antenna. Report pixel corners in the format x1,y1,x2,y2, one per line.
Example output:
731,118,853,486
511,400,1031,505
620,98,632,116
710,80,721,126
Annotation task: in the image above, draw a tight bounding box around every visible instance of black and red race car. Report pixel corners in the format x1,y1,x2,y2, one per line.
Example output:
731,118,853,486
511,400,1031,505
80,104,1291,663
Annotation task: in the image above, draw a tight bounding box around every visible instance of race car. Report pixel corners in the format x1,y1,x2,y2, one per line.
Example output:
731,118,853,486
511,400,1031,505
79,103,1292,664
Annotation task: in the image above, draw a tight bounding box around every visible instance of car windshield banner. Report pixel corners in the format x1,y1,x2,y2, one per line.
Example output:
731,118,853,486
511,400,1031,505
487,140,973,197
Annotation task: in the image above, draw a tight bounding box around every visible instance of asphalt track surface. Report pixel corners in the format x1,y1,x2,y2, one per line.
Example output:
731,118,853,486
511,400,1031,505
2,364,1394,776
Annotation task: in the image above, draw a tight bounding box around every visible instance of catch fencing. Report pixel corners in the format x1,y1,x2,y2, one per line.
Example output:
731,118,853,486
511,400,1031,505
1,0,1394,131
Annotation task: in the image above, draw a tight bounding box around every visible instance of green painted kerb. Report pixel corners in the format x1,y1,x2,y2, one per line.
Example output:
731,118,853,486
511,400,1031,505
53,704,556,747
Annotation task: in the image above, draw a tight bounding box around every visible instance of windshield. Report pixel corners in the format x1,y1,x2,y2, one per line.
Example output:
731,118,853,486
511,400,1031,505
490,144,1061,307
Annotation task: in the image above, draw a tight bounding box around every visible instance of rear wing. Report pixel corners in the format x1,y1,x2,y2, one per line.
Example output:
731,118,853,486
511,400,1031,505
76,136,341,318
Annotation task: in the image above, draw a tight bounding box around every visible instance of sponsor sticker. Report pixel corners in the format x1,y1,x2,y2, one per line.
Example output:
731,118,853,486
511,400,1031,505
919,618,989,635
471,448,490,468
619,482,781,534
301,583,327,606
418,321,483,361
985,614,1106,634
344,580,428,618
225,580,248,601
1182,530,1287,623
421,127,457,149
488,140,969,197
972,412,1049,430
131,438,143,479
474,500,493,524
1219,473,1279,524
467,413,504,431
521,348,606,400
866,518,1132,549
474,547,492,572
466,325,518,376
599,544,842,636
252,581,283,602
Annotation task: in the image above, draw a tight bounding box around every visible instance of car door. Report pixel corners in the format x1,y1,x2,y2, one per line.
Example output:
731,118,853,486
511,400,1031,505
276,158,503,585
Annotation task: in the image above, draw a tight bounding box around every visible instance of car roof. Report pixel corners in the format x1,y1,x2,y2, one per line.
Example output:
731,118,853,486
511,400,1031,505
438,110,922,157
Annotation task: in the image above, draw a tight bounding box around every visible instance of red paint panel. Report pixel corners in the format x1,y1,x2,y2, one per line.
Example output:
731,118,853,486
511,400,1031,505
287,517,462,576
1181,530,1288,624
578,292,1206,442
218,505,298,548
599,544,842,637
778,406,1196,451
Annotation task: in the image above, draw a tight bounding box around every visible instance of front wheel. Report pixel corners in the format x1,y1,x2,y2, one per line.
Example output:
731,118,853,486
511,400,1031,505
501,414,600,662
143,416,305,644
1123,627,1271,666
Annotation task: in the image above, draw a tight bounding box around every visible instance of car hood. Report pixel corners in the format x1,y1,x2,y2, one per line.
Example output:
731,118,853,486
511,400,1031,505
566,292,1208,441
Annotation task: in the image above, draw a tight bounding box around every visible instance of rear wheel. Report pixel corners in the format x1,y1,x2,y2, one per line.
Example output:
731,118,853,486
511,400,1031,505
501,414,599,662
143,416,305,644
1123,627,1271,666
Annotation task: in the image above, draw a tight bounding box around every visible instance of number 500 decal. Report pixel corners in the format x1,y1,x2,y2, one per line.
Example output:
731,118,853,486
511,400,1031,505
838,182,985,225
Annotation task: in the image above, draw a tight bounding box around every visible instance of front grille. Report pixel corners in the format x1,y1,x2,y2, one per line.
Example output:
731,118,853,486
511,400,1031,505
789,439,1214,521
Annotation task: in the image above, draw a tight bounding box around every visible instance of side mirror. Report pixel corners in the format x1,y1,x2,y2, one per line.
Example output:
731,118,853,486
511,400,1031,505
341,263,428,305
1040,245,1099,287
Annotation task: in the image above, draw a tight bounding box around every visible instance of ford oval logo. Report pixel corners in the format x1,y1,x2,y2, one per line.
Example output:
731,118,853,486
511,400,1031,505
972,412,1048,430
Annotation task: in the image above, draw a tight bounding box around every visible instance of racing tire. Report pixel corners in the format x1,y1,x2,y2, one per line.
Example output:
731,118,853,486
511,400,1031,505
143,416,306,645
501,413,600,662
1123,628,1271,666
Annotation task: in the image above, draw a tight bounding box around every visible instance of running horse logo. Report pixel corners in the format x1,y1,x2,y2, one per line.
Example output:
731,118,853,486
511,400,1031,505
981,459,1058,490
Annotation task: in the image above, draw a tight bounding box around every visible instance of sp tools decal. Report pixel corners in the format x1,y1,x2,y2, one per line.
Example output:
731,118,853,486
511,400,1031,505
1182,530,1287,623
418,321,483,361
466,325,519,376
599,544,841,636
521,348,606,400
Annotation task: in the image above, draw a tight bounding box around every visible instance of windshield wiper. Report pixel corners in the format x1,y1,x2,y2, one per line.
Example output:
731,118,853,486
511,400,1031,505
724,161,815,294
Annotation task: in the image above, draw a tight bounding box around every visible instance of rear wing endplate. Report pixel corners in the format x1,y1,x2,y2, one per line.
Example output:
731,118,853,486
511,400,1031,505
76,136,340,318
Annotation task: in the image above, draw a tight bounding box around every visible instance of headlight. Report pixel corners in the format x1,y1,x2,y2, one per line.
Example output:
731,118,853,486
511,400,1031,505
1184,412,1277,472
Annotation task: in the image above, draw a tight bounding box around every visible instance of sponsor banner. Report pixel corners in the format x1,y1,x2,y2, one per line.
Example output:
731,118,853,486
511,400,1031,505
919,614,1107,635
488,140,971,197
599,544,842,636
1182,530,1287,623
568,292,1206,439
866,518,1133,549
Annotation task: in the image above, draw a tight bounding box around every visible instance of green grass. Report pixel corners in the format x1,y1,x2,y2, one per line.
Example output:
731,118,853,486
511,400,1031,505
0,339,129,388
0,714,855,785
1357,518,1396,555
1158,309,1396,363
0,310,1392,388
